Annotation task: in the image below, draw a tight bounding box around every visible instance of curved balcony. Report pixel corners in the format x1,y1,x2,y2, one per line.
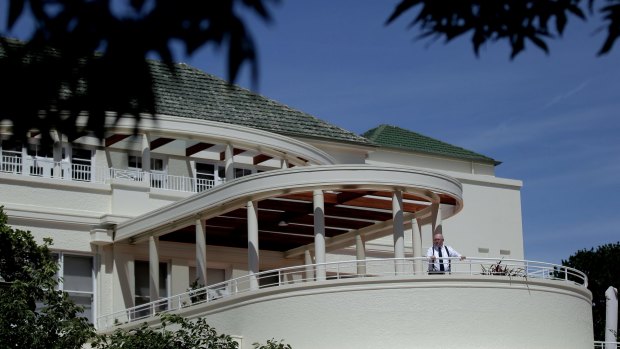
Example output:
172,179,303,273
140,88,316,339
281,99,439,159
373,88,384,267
97,257,592,348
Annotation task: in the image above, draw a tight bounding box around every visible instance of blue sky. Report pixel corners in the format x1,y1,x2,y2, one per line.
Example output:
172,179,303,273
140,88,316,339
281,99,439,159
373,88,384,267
2,1,618,264
183,1,620,265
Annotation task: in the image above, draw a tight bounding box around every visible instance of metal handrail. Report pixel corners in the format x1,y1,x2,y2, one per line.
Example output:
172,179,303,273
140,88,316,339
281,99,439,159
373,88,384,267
96,257,588,329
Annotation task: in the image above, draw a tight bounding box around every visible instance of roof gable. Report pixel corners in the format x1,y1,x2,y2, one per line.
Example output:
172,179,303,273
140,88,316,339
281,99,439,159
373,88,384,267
362,124,499,165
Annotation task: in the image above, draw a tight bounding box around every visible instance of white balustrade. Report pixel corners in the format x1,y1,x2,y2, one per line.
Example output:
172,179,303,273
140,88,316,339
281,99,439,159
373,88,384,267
96,257,588,330
0,151,22,174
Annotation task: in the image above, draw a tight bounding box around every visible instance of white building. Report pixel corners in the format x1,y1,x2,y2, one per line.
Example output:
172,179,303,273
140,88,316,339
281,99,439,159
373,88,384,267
0,61,593,348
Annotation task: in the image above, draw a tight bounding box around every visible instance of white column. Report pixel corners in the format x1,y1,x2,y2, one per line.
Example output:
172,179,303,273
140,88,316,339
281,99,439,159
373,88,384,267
313,190,326,281
195,219,207,286
431,202,442,235
412,219,423,274
355,232,366,275
52,131,62,179
247,200,259,290
419,222,434,273
304,249,314,281
606,286,618,348
225,143,234,182
149,235,160,302
393,190,405,274
21,144,28,176
141,133,151,185
141,134,151,172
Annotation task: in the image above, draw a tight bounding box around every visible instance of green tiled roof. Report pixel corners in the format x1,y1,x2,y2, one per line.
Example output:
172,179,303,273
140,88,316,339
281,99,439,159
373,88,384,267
362,124,499,165
150,61,371,145
0,38,369,145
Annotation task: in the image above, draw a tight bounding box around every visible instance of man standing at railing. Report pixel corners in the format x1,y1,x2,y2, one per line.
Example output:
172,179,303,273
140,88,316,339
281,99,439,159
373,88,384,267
427,233,465,274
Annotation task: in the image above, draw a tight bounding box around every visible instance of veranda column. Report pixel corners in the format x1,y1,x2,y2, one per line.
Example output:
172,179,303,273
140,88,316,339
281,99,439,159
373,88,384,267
225,143,234,182
21,143,28,176
195,219,207,286
412,219,423,274
430,203,442,235
304,249,314,281
52,131,62,178
393,190,405,274
313,190,327,281
355,232,366,275
247,200,259,290
149,235,160,303
141,133,151,184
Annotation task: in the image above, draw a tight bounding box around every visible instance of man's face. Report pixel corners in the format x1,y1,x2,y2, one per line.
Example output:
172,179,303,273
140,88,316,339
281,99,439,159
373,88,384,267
433,235,444,246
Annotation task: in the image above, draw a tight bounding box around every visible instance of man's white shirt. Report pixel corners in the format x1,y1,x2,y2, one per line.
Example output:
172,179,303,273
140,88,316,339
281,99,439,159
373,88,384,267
426,245,461,272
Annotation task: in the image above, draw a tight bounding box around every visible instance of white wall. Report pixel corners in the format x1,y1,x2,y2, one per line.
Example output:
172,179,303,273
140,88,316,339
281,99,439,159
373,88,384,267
363,148,523,261
366,148,496,176
171,276,592,349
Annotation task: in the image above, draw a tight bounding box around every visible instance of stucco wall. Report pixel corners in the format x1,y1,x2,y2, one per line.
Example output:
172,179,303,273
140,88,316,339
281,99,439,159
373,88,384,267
176,277,592,349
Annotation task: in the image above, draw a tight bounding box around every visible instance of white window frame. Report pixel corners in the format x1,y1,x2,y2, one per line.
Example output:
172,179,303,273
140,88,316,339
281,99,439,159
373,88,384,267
54,252,96,324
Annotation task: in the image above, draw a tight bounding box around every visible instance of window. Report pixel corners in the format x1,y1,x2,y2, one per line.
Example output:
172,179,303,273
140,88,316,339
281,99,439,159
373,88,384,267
54,253,95,324
149,157,166,188
151,158,164,171
27,143,54,158
128,155,142,170
134,261,168,317
195,162,225,191
189,267,228,300
189,267,226,286
72,148,92,181
234,167,253,178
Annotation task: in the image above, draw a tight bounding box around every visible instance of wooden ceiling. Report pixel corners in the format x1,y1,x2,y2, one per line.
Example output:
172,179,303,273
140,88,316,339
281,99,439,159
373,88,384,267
161,189,454,252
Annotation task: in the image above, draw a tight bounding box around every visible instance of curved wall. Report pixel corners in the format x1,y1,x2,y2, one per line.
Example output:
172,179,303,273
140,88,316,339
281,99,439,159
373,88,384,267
178,276,592,349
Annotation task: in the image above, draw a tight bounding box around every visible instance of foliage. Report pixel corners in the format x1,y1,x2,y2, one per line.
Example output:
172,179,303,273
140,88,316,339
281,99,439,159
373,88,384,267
387,0,620,58
0,0,277,143
2,1,620,144
93,313,291,349
481,259,525,277
253,338,293,349
92,314,238,349
0,206,94,348
187,278,207,304
560,242,620,340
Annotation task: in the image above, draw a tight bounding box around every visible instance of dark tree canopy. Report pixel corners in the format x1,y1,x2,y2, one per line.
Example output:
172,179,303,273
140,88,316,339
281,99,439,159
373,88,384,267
0,0,277,144
387,0,620,58
0,207,94,349
1,0,619,144
561,242,620,340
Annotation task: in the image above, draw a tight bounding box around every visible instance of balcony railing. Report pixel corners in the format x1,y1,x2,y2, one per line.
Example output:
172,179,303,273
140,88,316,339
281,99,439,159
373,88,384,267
96,257,587,330
594,342,619,349
0,156,219,193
